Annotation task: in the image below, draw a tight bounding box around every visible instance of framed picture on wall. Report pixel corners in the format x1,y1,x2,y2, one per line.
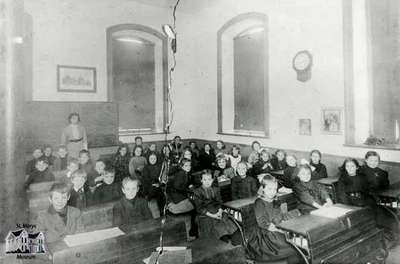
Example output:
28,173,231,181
321,108,342,134
57,65,97,93
299,119,311,135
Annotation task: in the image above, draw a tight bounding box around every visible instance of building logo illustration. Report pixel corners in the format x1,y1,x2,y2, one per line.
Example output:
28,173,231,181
5,228,46,254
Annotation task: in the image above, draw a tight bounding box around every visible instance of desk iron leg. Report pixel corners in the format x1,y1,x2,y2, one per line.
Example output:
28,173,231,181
286,240,310,264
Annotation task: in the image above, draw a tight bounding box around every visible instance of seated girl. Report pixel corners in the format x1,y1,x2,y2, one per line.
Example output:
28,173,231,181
129,146,147,178
282,155,298,188
193,170,240,244
359,151,389,192
166,159,198,240
309,149,328,180
293,164,333,214
247,141,261,167
271,149,287,171
189,141,200,160
214,140,228,159
228,145,242,172
180,148,200,172
113,144,131,183
336,158,370,207
246,174,300,264
252,149,274,176
213,155,236,180
231,162,258,200
142,152,165,218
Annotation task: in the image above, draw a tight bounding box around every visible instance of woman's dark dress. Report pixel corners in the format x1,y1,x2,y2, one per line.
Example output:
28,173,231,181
246,198,298,262
193,186,237,239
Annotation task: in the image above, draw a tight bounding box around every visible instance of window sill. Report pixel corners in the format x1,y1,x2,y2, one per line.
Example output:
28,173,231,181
217,132,269,139
119,131,169,137
343,143,400,151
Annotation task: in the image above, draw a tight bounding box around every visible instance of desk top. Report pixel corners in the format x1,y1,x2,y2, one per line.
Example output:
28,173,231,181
277,204,361,237
223,192,293,210
317,177,339,185
373,182,400,198
271,170,284,176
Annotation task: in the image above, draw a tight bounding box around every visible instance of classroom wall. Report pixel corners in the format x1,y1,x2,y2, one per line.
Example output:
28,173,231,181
23,0,197,144
172,0,400,163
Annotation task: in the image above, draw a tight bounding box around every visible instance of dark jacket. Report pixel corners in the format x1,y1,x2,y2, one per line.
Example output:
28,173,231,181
167,169,191,204
310,162,328,180
93,182,122,204
68,186,93,209
112,196,152,229
293,180,330,213
25,168,55,189
359,165,389,192
231,175,259,200
199,150,216,170
142,163,162,199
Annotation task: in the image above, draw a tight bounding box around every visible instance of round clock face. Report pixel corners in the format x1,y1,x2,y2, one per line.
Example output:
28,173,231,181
294,51,312,71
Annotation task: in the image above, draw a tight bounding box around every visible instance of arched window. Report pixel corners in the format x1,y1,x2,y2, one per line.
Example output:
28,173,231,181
107,24,168,135
218,13,269,137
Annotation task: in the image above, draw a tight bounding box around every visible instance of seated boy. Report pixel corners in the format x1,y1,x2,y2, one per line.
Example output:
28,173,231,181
113,177,152,230
37,182,84,243
93,167,122,204
53,145,69,171
61,158,79,188
68,169,92,209
25,147,43,181
87,159,107,191
25,158,55,189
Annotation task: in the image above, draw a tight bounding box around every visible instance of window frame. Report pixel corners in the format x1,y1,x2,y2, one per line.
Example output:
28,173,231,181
217,13,269,138
106,24,168,136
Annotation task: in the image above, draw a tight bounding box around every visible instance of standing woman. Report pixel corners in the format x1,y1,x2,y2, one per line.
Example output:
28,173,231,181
61,113,88,159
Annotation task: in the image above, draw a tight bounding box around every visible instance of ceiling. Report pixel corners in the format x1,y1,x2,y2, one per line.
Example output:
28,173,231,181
129,0,218,14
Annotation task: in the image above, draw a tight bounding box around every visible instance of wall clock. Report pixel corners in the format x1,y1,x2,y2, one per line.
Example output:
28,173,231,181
292,50,313,82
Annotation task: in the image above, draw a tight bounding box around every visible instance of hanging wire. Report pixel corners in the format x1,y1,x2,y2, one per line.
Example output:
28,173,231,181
157,0,181,260
164,0,180,141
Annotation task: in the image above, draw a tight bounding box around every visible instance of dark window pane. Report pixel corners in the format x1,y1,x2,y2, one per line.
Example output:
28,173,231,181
233,31,265,131
113,39,155,130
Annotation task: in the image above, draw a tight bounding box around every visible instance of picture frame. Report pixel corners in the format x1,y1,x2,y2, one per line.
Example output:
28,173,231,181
299,119,311,136
57,65,97,93
321,108,342,134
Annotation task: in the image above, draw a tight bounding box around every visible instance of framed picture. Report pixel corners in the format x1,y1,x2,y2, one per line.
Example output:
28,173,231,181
57,65,97,93
299,119,311,135
321,108,342,134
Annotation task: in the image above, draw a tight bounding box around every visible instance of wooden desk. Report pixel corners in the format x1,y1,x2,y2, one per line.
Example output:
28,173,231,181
270,170,284,177
47,218,186,264
223,192,297,224
277,204,386,264
317,177,339,203
375,185,400,209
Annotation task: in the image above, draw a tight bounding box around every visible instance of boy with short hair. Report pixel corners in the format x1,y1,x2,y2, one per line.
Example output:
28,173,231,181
37,182,84,243
25,147,43,180
113,177,152,229
53,145,69,171
68,170,92,209
25,157,55,189
93,168,122,204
